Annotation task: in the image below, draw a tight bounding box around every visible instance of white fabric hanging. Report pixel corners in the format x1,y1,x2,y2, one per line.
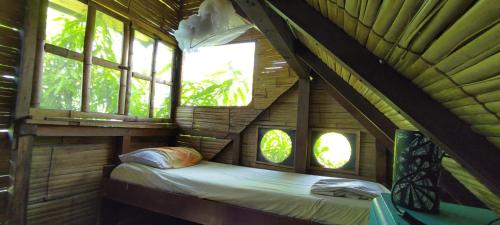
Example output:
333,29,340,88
174,0,253,51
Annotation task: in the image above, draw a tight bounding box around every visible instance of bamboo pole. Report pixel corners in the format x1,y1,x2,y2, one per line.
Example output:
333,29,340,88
81,6,96,112
118,23,130,115
170,47,182,121
124,27,135,115
149,39,159,118
31,0,49,108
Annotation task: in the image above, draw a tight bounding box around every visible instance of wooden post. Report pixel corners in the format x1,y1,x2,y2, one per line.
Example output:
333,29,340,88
15,0,41,120
294,78,310,173
230,133,242,165
81,6,96,112
124,28,135,115
375,140,388,186
31,0,48,108
118,23,131,115
149,39,159,118
170,47,182,120
8,134,35,225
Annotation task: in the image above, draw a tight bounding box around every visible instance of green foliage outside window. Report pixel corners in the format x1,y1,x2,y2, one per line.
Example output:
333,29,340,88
41,1,174,118
313,132,352,169
260,129,292,163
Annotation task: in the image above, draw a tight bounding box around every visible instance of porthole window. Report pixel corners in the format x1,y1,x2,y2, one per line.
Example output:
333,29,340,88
310,130,359,173
257,128,295,166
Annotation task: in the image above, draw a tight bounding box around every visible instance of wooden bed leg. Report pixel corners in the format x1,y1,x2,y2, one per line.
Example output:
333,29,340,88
100,198,120,225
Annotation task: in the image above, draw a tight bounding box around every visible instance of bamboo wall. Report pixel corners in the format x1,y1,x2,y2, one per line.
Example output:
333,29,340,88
239,80,377,180
0,0,23,222
26,136,171,225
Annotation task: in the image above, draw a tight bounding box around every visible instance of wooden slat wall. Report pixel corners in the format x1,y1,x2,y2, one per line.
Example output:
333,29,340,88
240,81,377,180
26,136,171,225
175,29,298,138
0,0,23,222
176,135,232,160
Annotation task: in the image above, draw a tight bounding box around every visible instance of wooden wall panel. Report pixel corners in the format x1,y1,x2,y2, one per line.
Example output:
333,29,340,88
240,80,378,181
27,137,114,224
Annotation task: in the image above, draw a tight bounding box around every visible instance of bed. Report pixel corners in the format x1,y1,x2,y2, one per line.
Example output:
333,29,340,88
102,160,386,225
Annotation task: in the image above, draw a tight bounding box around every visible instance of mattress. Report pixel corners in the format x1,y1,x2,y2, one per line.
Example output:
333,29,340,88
111,161,385,225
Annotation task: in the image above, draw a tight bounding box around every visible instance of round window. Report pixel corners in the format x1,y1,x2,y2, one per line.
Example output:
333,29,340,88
260,129,293,163
313,132,351,169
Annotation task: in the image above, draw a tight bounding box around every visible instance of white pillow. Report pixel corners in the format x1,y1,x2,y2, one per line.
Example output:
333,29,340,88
119,149,172,169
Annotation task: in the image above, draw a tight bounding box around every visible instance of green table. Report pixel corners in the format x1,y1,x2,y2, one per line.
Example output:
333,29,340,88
369,194,497,225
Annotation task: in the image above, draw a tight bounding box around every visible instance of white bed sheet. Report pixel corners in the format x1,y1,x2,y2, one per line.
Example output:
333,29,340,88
111,161,384,225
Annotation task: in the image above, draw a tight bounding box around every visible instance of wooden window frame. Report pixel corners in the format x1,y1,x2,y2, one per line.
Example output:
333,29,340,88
307,128,361,175
32,0,177,123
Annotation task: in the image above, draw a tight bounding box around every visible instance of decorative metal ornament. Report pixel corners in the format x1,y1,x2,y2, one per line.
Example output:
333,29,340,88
391,130,444,214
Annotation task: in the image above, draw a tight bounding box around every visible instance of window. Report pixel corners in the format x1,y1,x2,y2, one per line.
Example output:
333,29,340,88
128,32,174,118
257,128,295,166
40,0,175,119
310,130,360,173
181,42,255,107
41,0,87,110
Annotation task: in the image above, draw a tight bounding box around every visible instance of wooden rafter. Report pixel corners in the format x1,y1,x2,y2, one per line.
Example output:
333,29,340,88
232,0,310,79
267,0,500,196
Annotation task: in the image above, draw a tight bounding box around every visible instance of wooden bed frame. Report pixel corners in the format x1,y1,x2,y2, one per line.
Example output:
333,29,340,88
100,165,324,225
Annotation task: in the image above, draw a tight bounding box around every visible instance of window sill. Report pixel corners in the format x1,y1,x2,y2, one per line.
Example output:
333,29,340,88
28,108,174,129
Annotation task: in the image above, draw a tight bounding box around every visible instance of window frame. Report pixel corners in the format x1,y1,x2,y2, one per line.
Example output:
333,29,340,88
179,41,257,108
37,0,176,121
255,126,296,168
307,128,361,175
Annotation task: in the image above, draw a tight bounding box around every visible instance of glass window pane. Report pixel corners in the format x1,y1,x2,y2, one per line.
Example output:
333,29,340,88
132,31,154,76
41,52,82,110
181,42,255,106
153,83,171,118
155,42,174,82
313,132,352,169
260,129,293,163
93,11,124,63
90,66,120,113
129,78,150,117
46,0,88,53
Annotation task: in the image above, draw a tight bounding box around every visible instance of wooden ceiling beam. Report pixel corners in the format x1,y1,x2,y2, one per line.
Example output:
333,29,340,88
267,0,500,196
232,0,310,79
297,46,396,149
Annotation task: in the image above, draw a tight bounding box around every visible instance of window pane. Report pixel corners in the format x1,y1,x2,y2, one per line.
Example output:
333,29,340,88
313,132,352,169
260,130,292,163
129,78,150,117
90,66,120,113
46,0,88,53
153,83,171,118
155,42,174,82
132,31,154,76
181,42,255,106
93,11,123,63
41,53,82,110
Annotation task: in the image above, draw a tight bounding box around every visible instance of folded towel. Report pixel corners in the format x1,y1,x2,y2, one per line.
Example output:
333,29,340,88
311,178,389,200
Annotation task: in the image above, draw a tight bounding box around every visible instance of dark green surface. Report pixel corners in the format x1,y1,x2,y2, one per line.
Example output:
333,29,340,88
369,194,497,225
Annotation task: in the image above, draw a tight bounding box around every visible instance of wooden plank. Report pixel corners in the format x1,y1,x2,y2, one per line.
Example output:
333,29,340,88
81,6,96,112
229,133,242,165
268,0,500,196
294,78,309,173
21,125,177,137
8,135,35,225
233,0,309,79
299,47,396,149
124,27,135,115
